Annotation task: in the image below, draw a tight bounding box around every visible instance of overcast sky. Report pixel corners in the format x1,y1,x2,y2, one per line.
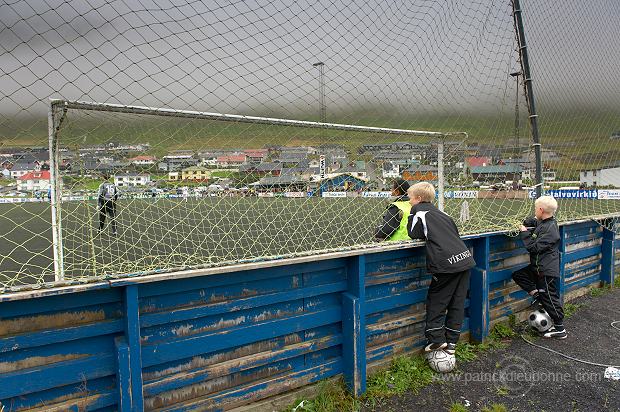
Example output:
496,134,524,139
1,0,619,126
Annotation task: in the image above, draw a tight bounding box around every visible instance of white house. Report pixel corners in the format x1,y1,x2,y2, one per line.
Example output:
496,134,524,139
163,151,194,160
542,170,556,181
382,162,401,179
10,163,36,179
17,171,51,192
114,173,151,187
580,166,620,187
128,155,156,166
199,154,219,166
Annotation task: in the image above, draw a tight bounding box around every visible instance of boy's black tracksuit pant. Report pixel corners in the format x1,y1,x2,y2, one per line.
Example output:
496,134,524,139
512,265,564,326
425,269,471,344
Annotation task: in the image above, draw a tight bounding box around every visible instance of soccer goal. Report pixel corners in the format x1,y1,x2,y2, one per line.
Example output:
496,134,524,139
48,99,463,282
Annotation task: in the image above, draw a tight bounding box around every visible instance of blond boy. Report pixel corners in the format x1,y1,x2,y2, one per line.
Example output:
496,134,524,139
512,195,566,339
407,182,475,354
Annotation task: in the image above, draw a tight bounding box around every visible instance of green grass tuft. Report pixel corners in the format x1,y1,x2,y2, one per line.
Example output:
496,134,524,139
589,284,612,297
564,302,584,318
365,355,435,401
284,355,437,412
449,402,470,412
481,403,509,412
455,342,478,362
495,386,509,396
283,379,358,412
490,321,516,340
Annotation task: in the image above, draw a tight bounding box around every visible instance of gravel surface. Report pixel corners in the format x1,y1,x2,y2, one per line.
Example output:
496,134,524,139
369,288,620,412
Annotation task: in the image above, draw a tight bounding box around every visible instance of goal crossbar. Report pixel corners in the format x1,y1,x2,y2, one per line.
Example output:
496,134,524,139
50,99,466,138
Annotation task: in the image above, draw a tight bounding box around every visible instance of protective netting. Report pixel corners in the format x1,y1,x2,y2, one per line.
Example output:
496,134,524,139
1,0,619,288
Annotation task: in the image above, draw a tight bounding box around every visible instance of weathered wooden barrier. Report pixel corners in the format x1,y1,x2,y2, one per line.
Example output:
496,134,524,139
0,220,616,411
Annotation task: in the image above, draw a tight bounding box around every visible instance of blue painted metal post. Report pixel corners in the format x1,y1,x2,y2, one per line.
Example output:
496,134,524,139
343,255,366,396
115,337,132,411
123,285,144,412
602,227,616,287
558,226,567,303
469,236,490,342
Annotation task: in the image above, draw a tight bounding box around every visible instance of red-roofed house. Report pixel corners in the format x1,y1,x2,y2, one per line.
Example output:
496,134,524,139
216,154,247,167
243,149,268,163
128,155,156,166
465,157,491,168
17,170,51,192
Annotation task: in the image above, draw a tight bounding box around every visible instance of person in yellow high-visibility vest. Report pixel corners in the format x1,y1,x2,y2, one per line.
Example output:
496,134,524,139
374,179,411,241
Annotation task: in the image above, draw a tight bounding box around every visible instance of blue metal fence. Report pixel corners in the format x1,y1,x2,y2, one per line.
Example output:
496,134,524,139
0,220,616,411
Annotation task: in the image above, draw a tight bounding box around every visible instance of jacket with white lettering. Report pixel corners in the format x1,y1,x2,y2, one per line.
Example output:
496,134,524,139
520,216,561,277
407,202,475,274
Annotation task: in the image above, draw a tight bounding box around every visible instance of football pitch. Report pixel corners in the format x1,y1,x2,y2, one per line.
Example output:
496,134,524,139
1,197,618,288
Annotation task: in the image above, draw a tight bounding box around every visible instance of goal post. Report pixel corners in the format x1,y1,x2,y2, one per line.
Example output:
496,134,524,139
48,102,67,282
48,99,463,280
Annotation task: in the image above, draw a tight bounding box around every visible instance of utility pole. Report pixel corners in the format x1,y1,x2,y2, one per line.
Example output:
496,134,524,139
313,62,326,123
510,71,521,154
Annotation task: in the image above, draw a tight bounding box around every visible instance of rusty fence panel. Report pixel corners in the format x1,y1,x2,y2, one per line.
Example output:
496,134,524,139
0,220,617,411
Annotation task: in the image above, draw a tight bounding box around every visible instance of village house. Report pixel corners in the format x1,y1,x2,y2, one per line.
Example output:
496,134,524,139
280,146,317,155
17,170,51,192
216,154,247,168
470,165,522,183
128,155,156,166
158,158,199,172
243,149,268,163
10,163,36,179
401,165,438,182
163,150,194,160
337,161,368,180
114,173,151,187
465,156,492,168
181,166,211,181
580,164,620,187
239,162,282,176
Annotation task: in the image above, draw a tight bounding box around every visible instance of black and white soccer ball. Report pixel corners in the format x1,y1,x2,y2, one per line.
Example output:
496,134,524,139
426,349,456,373
528,308,552,332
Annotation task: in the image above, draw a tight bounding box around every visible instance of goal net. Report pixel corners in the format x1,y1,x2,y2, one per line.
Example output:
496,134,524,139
49,100,461,280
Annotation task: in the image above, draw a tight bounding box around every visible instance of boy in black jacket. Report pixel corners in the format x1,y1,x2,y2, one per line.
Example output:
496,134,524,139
407,182,475,355
512,195,566,339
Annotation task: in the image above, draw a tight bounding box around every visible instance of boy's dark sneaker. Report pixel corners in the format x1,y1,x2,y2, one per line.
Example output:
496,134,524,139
445,343,456,355
424,342,447,352
543,326,567,339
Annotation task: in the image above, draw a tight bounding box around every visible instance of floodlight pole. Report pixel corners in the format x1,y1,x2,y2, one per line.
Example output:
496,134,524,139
510,71,521,154
313,62,326,123
512,0,543,198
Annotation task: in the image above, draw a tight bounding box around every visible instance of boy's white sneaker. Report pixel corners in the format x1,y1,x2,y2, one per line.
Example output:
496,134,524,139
543,326,567,339
424,342,447,352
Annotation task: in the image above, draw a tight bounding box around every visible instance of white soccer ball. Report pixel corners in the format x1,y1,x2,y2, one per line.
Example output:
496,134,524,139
528,308,552,332
426,349,456,373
